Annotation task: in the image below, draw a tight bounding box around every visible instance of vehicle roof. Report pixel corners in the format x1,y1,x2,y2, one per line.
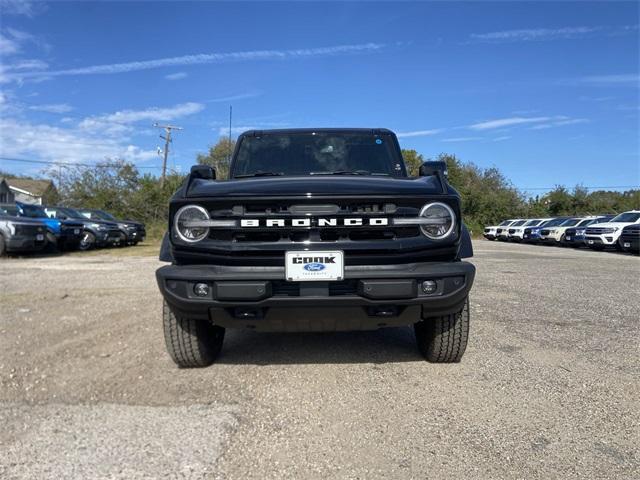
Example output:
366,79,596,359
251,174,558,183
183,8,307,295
238,128,395,137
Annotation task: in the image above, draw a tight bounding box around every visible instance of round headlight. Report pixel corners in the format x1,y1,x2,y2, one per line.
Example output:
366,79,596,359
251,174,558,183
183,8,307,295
419,202,456,239
175,205,210,242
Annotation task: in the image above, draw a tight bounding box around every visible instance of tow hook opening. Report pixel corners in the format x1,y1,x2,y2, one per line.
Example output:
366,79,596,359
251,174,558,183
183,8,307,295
367,305,400,317
232,307,264,320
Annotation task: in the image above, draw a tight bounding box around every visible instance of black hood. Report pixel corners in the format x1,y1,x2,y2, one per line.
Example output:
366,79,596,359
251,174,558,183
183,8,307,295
0,215,47,226
72,218,118,228
185,175,447,198
61,219,85,228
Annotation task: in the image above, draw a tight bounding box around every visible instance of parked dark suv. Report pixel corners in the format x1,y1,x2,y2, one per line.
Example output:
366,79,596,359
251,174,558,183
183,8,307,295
1,202,84,251
0,207,47,256
77,209,146,245
45,206,123,250
156,128,475,367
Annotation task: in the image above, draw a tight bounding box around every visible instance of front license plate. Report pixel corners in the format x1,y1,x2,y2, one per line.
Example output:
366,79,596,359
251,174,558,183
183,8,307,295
566,236,571,241
285,251,344,282
588,240,594,244
36,234,44,241
624,242,631,248
74,228,80,234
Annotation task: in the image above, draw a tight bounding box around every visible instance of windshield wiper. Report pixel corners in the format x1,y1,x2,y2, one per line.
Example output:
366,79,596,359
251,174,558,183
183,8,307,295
234,172,284,178
310,170,388,176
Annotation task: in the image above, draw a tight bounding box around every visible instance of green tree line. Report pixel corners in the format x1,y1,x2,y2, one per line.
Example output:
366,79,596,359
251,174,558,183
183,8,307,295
2,138,635,239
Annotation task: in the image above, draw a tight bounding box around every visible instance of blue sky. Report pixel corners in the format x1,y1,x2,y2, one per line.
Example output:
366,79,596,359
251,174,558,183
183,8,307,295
0,0,638,195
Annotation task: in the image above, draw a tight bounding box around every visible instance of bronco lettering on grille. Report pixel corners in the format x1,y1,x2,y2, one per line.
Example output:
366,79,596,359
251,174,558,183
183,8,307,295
240,218,389,228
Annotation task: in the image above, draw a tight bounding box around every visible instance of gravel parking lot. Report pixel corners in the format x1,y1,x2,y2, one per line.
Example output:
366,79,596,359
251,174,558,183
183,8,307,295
1,241,638,479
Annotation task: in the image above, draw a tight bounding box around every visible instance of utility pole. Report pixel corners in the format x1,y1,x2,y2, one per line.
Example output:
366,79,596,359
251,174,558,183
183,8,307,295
228,105,233,164
153,123,183,187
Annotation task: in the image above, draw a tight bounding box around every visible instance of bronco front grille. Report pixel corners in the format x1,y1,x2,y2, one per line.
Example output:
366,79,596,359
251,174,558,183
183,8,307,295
205,200,425,242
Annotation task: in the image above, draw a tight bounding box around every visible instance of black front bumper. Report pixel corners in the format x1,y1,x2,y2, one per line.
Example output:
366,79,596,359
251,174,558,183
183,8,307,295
157,261,475,331
7,235,47,252
95,229,124,247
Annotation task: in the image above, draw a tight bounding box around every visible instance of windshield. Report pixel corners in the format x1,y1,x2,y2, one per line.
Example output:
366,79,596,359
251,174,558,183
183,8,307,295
78,209,113,220
58,207,84,219
576,219,594,227
19,204,48,218
231,132,404,178
610,212,640,223
560,218,581,227
544,218,568,227
524,219,542,226
498,220,513,226
511,220,526,226
0,205,19,216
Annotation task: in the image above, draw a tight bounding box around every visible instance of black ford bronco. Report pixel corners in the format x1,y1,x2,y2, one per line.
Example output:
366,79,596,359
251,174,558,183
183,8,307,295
157,128,475,367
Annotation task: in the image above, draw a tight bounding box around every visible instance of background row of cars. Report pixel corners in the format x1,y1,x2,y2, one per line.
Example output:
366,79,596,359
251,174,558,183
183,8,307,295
483,210,640,254
0,201,145,256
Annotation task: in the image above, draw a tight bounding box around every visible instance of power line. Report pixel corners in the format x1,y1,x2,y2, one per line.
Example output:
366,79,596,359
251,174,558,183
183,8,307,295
522,185,638,191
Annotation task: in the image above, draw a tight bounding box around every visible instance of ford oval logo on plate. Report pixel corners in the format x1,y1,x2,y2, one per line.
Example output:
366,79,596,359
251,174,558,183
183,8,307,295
304,262,326,272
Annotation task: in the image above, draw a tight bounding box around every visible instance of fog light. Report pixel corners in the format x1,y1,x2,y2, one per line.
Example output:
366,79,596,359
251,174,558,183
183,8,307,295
421,280,437,294
193,283,210,297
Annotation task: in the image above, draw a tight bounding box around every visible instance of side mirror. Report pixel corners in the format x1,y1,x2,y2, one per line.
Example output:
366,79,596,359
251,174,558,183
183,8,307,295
419,161,448,178
190,165,216,180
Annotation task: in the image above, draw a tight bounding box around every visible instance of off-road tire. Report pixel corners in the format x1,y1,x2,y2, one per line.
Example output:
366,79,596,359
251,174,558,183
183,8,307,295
163,300,225,368
0,233,6,256
414,297,469,363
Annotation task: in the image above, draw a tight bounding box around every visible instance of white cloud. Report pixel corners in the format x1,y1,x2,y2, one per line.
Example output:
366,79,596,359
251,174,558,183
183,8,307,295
576,74,639,86
0,0,45,17
79,102,204,133
492,136,511,142
0,117,157,165
530,118,589,130
469,116,555,130
9,59,48,70
7,42,387,82
165,72,187,81
0,100,206,167
469,25,637,43
208,91,263,103
395,129,443,138
28,103,74,114
470,26,600,42
441,137,482,142
0,32,20,55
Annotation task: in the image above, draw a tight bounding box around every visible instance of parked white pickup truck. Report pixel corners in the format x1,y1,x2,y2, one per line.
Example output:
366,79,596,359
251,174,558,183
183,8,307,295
584,210,640,250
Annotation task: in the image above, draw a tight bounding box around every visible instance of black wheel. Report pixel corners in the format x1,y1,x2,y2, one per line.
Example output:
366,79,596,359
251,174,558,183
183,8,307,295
0,233,6,256
79,231,95,251
415,297,469,363
163,300,225,368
